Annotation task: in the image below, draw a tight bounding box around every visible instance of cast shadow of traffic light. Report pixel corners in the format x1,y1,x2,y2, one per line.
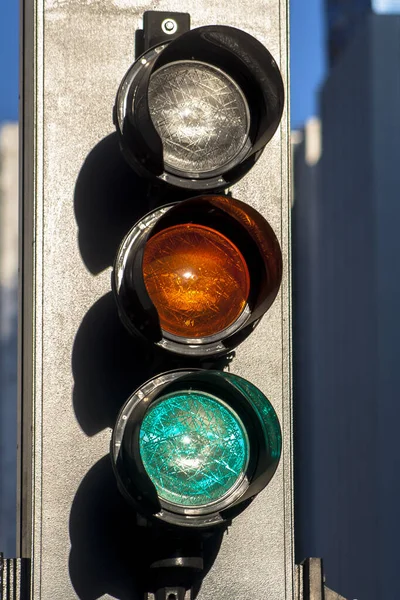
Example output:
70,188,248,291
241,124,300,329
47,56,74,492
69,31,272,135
74,132,194,275
72,292,157,436
72,292,234,437
72,134,234,598
69,455,224,600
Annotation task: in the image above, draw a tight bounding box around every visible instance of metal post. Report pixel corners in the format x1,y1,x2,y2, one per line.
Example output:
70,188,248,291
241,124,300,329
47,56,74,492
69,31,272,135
20,1,292,598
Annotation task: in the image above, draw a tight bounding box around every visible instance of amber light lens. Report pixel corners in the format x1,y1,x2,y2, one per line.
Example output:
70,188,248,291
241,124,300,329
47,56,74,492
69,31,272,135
142,224,250,338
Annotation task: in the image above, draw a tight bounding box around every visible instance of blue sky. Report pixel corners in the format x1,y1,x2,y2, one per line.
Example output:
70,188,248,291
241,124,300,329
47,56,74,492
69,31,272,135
0,0,18,122
0,0,325,129
291,0,326,129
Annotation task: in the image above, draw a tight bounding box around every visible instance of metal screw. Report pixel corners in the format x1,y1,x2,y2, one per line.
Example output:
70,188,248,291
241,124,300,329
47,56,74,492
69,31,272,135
161,18,178,35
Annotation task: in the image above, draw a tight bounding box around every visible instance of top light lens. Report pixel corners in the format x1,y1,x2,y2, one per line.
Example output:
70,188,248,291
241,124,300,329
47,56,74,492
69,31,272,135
142,223,250,339
148,61,250,176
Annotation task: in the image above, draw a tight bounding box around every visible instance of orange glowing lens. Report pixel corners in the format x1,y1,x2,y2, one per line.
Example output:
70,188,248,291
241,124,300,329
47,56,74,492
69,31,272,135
142,223,250,338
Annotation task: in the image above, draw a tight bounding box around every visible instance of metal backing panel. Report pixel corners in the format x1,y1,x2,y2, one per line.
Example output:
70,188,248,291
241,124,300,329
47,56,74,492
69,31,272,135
20,0,292,598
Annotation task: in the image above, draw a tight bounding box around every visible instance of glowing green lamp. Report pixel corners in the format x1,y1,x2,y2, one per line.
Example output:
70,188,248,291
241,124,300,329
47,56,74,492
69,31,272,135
111,369,281,529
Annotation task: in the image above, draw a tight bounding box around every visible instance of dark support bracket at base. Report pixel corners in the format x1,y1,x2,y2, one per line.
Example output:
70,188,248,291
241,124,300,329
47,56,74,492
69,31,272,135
296,558,347,600
146,588,191,600
0,554,30,600
0,553,348,599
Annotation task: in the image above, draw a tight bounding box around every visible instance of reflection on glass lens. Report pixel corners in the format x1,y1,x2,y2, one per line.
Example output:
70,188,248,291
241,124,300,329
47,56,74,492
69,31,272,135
148,61,249,175
142,223,250,338
139,391,249,507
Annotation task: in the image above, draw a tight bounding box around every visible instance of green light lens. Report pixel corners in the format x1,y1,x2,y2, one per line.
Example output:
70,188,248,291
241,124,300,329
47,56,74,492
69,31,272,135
139,391,249,507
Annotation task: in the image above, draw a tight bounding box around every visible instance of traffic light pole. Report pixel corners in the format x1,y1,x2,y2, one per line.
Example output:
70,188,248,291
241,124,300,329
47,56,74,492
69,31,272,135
296,559,346,600
15,0,345,599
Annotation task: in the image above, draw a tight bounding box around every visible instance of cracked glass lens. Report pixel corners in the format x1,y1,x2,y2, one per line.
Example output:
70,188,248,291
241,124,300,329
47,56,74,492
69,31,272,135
142,223,250,338
139,391,249,507
148,61,249,175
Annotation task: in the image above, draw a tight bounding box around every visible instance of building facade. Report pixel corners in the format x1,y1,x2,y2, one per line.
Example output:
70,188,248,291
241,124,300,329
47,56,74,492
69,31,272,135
326,0,400,65
292,119,321,565
0,123,18,557
326,0,371,65
294,14,400,600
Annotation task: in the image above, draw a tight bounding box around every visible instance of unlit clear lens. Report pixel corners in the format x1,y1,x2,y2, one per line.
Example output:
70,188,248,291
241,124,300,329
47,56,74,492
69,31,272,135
148,61,250,176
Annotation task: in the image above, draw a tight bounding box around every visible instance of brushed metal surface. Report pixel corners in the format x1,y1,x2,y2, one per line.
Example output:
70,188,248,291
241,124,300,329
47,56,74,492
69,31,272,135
20,1,292,598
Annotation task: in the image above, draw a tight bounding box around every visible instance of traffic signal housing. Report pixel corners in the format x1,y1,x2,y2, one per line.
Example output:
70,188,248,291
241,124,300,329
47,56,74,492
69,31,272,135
20,3,294,599
110,10,286,579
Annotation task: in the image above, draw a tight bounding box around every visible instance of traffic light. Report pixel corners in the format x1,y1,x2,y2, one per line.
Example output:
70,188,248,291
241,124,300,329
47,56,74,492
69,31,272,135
104,12,287,595
109,14,285,534
20,2,296,599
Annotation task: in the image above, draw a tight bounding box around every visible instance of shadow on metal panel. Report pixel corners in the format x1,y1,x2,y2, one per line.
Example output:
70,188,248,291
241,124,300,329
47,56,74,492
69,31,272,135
69,137,234,598
74,132,193,275
68,456,224,599
71,292,233,437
